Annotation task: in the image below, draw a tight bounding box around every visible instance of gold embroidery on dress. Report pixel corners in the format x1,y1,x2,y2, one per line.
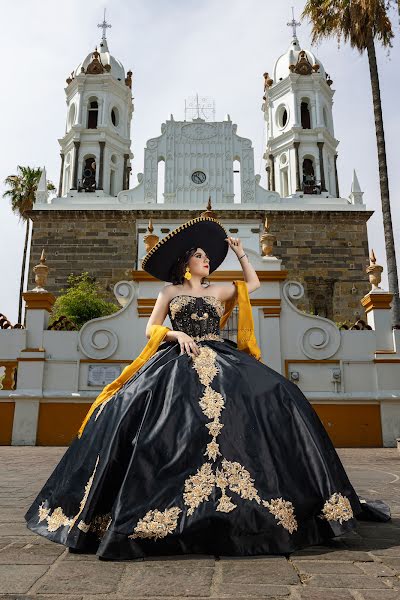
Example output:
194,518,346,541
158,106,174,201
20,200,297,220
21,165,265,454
203,296,225,317
199,387,224,419
320,492,353,524
169,296,195,320
169,295,224,320
69,455,100,529
77,512,112,538
128,506,182,540
37,455,100,533
262,498,298,534
191,311,209,321
183,462,215,515
220,459,261,504
192,333,224,342
43,506,73,532
215,467,237,513
192,346,219,386
192,347,225,462
77,520,90,533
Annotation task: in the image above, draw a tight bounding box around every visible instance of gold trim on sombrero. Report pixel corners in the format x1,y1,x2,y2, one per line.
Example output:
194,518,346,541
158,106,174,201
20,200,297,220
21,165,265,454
141,216,228,270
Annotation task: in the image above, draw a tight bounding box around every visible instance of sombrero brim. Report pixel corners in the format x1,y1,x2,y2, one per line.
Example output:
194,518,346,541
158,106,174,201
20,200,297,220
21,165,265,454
141,216,229,282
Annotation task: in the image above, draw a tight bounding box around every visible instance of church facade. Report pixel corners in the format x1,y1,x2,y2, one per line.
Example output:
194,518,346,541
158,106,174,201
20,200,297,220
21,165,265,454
28,20,372,325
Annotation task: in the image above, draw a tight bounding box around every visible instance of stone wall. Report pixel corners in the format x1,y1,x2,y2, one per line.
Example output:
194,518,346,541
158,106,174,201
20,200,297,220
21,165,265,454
27,208,372,325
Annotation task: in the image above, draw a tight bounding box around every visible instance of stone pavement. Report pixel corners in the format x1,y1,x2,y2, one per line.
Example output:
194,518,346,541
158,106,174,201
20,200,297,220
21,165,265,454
0,447,399,600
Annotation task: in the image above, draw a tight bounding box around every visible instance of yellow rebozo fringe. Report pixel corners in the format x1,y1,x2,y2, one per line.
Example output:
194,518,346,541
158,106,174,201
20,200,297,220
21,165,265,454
77,280,262,438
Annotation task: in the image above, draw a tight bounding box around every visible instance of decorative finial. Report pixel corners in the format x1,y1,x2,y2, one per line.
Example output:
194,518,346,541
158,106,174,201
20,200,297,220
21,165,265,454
366,248,383,291
31,249,49,292
143,218,159,254
260,217,276,257
200,197,217,218
287,6,301,40
97,8,112,41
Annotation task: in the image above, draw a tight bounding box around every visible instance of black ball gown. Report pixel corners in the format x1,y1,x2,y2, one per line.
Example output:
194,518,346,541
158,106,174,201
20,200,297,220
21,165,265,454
24,294,389,560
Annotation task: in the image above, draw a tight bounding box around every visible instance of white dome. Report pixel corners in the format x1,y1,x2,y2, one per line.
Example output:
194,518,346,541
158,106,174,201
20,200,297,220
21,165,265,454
75,38,125,82
273,37,325,83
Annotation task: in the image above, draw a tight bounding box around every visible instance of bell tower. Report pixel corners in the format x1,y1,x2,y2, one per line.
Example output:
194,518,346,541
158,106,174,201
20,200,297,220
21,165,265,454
262,12,340,198
58,12,133,198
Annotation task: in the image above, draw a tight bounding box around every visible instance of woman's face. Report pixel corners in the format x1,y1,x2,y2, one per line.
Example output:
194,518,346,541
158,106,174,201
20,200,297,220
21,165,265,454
187,247,210,277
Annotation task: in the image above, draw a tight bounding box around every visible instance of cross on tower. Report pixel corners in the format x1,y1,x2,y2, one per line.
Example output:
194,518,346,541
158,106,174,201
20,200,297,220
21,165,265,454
98,9,112,41
287,7,301,39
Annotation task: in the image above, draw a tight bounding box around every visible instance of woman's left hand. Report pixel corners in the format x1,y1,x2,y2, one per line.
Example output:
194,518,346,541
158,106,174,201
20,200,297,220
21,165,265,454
225,236,244,257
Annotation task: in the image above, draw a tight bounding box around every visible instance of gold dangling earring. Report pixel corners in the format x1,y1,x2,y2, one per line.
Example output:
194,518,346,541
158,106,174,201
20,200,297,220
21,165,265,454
184,266,192,280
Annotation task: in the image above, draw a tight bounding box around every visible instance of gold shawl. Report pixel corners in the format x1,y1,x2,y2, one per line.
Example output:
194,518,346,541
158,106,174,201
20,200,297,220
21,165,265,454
77,280,261,438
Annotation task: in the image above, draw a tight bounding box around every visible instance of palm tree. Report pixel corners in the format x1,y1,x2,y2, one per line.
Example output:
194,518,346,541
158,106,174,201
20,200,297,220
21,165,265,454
3,166,55,324
302,0,400,328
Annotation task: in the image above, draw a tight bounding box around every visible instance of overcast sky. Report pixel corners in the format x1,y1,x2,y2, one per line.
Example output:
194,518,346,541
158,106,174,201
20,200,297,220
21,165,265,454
1,0,399,323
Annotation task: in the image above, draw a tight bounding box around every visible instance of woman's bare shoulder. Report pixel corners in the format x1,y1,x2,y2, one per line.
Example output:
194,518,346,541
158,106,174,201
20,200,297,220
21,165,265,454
210,282,237,302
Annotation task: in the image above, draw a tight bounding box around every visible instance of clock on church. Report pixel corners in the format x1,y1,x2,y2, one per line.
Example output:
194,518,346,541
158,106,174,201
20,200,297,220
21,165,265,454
191,171,206,184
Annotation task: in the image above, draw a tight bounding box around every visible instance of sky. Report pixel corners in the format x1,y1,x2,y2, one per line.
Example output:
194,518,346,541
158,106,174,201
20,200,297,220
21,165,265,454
1,0,399,323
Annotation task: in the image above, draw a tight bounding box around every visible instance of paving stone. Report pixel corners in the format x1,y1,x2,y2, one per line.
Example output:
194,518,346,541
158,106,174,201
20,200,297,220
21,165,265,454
215,584,292,597
218,556,299,585
369,546,400,557
305,573,390,588
0,564,49,593
292,559,361,574
359,592,400,600
379,557,400,572
0,523,34,537
355,561,397,577
36,561,124,594
0,541,65,564
291,548,374,562
0,597,83,600
298,590,354,600
381,575,400,588
119,563,214,597
142,555,215,566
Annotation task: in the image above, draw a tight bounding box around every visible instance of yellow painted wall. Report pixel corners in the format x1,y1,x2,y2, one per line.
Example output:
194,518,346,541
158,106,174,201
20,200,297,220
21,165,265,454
313,404,382,447
37,403,92,446
0,403,15,445
3,401,384,447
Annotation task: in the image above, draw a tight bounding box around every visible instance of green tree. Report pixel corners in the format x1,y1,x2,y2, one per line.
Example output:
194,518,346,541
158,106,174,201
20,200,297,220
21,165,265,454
2,166,55,324
302,0,400,328
49,272,120,330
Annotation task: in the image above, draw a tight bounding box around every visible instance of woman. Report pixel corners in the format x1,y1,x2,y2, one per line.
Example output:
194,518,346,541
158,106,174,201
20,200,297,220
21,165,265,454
24,215,389,560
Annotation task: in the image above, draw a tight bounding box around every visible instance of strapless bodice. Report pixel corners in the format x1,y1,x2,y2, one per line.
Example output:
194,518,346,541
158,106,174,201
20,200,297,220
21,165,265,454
167,295,225,342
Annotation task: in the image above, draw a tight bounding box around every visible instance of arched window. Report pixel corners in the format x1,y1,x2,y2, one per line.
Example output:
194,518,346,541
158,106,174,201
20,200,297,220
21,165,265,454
276,104,289,129
281,168,289,197
63,153,71,195
80,156,96,192
109,169,116,196
323,106,329,128
233,158,241,203
301,101,311,129
68,103,76,130
87,100,99,129
302,157,319,194
111,107,119,127
157,158,165,203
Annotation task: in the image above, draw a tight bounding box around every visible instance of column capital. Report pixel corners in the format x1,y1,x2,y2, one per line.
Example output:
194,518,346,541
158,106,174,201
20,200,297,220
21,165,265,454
361,292,394,314
22,291,56,313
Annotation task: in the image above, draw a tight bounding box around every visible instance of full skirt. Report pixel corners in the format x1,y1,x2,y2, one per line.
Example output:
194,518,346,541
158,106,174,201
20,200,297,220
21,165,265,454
24,338,386,560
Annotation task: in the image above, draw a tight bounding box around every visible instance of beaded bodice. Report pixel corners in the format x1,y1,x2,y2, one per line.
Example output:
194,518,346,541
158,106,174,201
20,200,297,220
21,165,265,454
168,295,225,342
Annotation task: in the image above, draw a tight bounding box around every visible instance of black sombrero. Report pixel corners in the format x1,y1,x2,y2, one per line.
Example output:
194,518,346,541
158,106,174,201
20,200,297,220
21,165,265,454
141,216,229,282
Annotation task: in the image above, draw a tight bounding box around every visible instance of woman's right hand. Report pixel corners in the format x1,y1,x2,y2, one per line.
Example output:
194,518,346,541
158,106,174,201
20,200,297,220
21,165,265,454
174,331,201,357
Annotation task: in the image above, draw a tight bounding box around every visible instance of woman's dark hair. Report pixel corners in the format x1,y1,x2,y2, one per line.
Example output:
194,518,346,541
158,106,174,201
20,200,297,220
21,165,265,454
170,246,211,287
